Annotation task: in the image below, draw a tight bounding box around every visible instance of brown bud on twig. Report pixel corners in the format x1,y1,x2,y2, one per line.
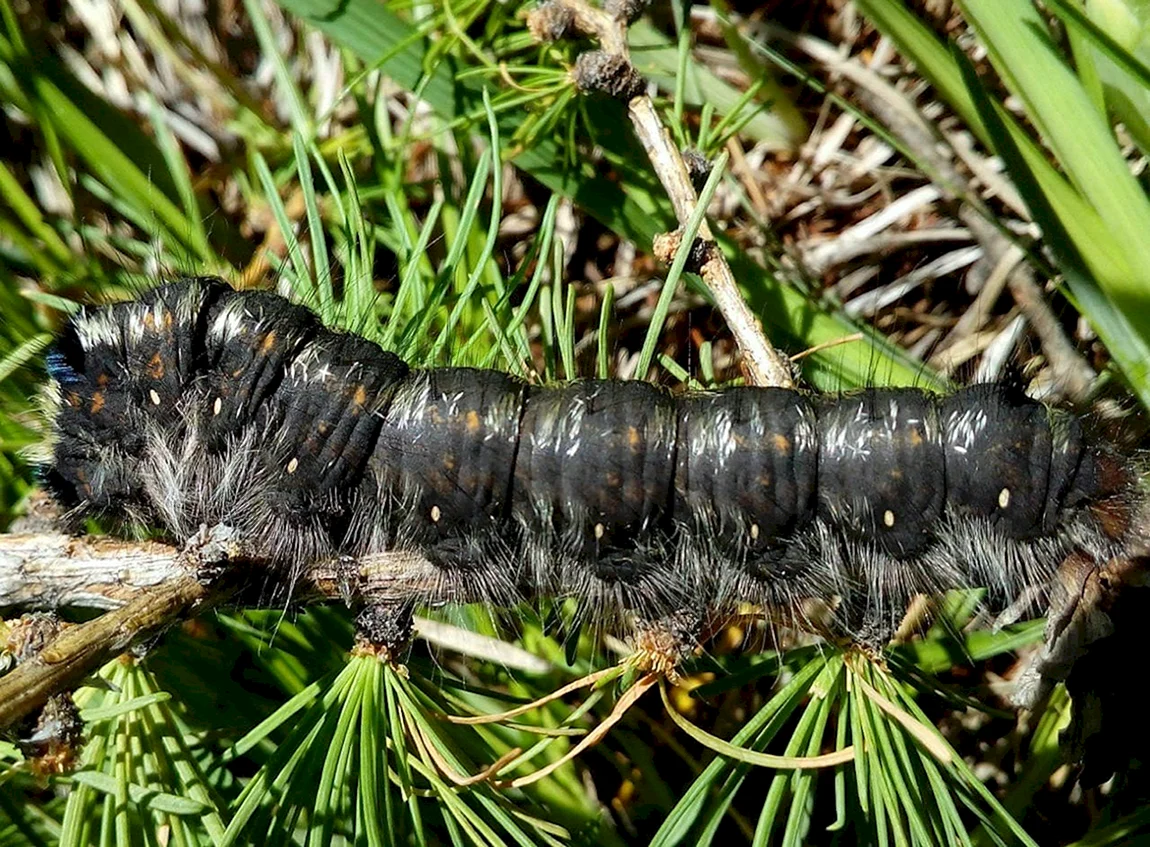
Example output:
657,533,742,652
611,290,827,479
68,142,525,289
653,229,716,274
572,50,646,100
631,606,705,680
354,600,416,662
4,612,65,663
681,148,713,193
603,0,652,25
2,613,85,774
23,693,84,775
527,0,576,43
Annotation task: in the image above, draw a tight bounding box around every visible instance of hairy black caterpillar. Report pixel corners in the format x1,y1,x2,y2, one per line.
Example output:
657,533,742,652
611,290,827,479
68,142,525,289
41,277,1141,640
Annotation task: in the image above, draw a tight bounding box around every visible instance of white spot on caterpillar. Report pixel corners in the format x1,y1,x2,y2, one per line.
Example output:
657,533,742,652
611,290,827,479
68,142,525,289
287,457,299,474
594,522,605,539
213,397,223,415
883,510,895,528
750,523,760,540
149,389,161,406
431,505,441,522
998,488,1011,509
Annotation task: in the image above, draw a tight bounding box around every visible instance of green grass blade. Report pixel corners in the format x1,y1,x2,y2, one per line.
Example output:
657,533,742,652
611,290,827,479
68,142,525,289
958,0,1150,328
292,133,334,320
651,653,827,846
635,151,729,380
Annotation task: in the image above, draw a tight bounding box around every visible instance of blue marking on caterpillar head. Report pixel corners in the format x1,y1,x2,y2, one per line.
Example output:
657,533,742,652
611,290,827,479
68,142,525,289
45,348,81,385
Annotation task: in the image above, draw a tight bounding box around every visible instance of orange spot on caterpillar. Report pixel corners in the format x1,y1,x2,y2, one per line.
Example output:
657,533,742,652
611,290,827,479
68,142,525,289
146,352,165,380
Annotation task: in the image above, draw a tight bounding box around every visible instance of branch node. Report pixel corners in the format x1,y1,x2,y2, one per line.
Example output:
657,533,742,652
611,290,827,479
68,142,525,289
182,523,245,585
3,611,65,664
354,599,416,664
572,51,645,101
681,147,713,192
602,0,651,25
653,228,715,274
526,0,576,43
631,605,704,680
22,693,84,775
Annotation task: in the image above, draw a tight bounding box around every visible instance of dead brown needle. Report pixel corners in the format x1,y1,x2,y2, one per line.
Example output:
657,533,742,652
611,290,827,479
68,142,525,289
789,333,866,363
401,700,524,787
493,672,658,790
498,62,548,94
443,666,619,725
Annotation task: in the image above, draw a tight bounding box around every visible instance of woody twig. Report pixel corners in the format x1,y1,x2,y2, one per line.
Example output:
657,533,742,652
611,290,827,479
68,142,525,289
0,532,454,612
530,0,793,388
0,526,244,729
0,527,453,730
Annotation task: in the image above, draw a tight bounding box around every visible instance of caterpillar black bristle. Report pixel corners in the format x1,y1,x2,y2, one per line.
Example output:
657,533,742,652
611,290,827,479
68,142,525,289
41,277,1143,648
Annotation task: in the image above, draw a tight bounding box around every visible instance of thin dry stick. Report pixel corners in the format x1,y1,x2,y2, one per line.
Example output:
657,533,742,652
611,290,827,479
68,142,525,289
789,332,865,363
770,21,1095,401
550,0,793,389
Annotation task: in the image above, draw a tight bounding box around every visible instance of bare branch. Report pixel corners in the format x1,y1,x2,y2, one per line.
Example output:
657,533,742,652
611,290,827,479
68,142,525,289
0,526,250,729
0,528,469,729
0,575,219,729
0,532,457,612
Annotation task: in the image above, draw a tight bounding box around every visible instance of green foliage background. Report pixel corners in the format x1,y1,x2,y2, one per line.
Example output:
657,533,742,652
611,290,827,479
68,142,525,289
3,0,1150,844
